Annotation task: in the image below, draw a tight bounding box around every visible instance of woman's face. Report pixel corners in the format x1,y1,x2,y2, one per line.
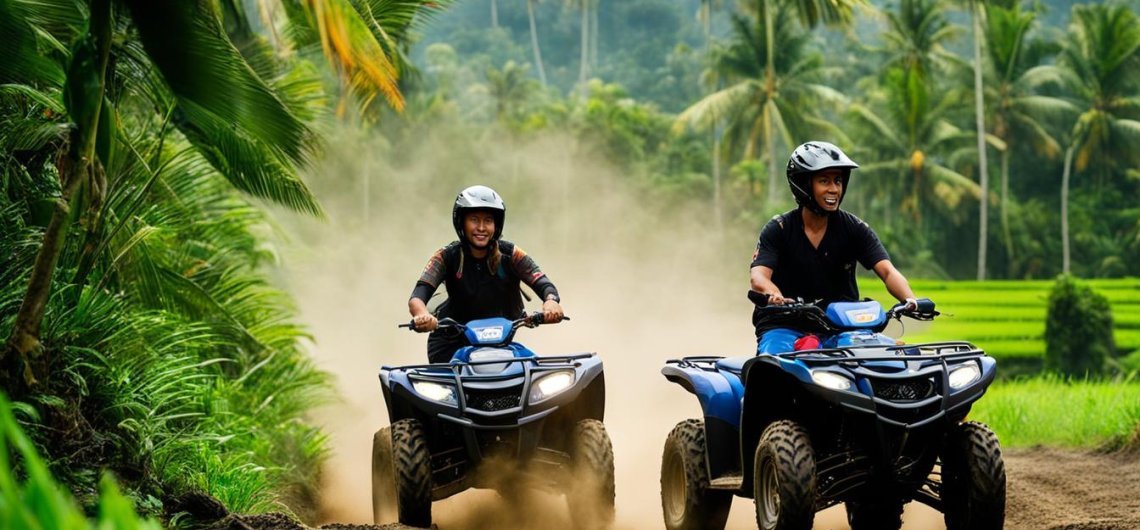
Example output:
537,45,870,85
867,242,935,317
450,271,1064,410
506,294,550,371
463,210,496,248
811,170,844,212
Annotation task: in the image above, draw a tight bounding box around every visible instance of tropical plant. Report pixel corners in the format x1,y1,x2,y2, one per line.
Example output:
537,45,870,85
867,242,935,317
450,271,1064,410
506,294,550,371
982,3,1069,275
675,10,845,202
1041,3,1140,274
879,0,965,80
846,66,980,228
739,0,864,205
0,0,438,388
0,391,163,529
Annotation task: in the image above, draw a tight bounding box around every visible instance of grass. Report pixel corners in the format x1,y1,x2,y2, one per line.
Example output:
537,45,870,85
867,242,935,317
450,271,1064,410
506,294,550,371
857,277,1140,371
969,374,1140,449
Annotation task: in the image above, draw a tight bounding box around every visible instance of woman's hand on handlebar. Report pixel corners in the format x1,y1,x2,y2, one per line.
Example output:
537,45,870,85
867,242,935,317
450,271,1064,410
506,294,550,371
541,299,564,324
412,313,438,332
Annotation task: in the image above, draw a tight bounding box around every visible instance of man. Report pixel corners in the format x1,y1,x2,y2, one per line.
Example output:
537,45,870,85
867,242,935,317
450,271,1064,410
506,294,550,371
409,185,564,362
750,141,918,354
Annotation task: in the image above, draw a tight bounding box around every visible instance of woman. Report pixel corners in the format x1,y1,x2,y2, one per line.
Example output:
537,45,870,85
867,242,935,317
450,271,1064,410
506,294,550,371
408,185,564,362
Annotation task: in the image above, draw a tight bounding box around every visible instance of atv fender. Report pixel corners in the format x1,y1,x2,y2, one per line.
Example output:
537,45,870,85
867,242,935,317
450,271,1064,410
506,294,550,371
737,355,815,497
661,363,745,479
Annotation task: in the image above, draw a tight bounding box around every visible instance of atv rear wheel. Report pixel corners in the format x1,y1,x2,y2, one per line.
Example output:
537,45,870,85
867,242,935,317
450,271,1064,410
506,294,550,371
370,426,398,524
390,419,433,527
660,419,732,530
568,419,616,529
845,498,904,530
942,421,1006,530
753,420,816,530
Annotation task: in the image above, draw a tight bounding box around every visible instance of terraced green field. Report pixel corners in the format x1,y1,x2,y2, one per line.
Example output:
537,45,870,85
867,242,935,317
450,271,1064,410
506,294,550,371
857,277,1140,375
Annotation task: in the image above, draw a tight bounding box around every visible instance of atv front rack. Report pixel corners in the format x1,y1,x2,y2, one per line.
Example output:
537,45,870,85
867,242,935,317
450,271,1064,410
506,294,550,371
779,341,986,364
381,352,596,373
665,341,986,369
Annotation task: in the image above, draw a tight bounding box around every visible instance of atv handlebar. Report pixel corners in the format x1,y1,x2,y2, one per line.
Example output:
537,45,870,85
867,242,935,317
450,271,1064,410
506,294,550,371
398,312,569,332
746,290,939,321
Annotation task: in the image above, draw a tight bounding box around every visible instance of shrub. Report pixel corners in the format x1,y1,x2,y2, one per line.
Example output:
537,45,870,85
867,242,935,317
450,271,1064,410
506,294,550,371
1044,275,1115,375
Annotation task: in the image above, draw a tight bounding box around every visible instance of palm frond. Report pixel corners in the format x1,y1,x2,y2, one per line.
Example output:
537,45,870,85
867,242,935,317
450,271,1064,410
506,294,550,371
673,81,759,133
123,0,318,165
0,0,66,86
174,100,323,216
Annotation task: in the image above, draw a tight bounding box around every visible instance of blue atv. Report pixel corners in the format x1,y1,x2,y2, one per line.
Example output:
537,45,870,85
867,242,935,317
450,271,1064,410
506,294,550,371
371,313,613,528
659,293,1005,530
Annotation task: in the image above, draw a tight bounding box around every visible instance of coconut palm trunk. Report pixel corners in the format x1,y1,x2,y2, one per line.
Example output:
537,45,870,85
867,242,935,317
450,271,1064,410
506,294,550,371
763,0,780,207
5,0,113,386
578,0,589,93
526,0,548,86
1000,149,1014,272
491,0,498,27
972,0,990,280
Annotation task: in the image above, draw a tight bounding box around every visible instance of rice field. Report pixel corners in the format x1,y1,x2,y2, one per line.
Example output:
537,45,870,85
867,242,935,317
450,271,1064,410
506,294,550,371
856,277,1140,375
969,374,1140,449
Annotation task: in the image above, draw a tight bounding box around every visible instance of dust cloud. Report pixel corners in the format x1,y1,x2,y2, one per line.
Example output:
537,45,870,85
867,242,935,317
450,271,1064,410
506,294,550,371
275,126,946,529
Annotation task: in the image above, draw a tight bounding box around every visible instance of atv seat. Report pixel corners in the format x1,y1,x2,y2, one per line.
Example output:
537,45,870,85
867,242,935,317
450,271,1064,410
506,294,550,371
715,356,749,375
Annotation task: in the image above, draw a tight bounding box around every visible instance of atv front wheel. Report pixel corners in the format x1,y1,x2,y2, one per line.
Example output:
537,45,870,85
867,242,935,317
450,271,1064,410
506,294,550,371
942,421,1006,530
568,419,616,529
660,419,732,530
753,420,816,530
390,419,433,527
370,426,397,524
845,498,904,530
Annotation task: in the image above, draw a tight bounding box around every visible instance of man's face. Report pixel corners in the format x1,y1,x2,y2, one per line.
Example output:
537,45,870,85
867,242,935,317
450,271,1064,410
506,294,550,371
463,210,496,248
811,170,844,212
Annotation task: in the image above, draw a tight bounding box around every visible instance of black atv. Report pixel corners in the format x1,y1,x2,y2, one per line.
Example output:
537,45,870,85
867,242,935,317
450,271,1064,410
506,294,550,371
372,313,613,528
659,293,1006,530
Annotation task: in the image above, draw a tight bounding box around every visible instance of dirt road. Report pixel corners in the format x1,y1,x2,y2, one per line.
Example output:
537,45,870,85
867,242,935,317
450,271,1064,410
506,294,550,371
285,446,1140,530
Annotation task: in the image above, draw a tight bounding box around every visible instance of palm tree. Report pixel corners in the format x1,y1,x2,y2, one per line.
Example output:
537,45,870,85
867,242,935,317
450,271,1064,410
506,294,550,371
738,0,864,206
698,0,725,225
0,0,433,386
983,3,1070,275
675,11,846,199
564,0,596,94
486,60,540,125
525,0,548,87
880,0,964,79
847,66,981,226
1045,4,1140,274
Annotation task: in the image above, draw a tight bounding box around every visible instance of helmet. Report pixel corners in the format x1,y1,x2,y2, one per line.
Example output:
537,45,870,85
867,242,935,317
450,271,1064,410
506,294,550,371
452,185,506,243
786,141,859,215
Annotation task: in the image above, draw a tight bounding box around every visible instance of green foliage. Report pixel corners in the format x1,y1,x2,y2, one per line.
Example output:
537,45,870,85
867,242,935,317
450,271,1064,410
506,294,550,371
0,392,162,529
969,374,1140,449
1044,275,1115,375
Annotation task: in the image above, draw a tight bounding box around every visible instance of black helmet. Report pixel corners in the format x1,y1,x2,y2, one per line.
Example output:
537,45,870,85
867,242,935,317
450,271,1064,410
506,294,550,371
452,185,506,243
786,141,859,215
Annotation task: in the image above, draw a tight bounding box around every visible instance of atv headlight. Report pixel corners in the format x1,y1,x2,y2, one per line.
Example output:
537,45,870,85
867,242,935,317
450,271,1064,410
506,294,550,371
412,381,457,405
811,371,852,391
529,370,575,403
948,363,981,390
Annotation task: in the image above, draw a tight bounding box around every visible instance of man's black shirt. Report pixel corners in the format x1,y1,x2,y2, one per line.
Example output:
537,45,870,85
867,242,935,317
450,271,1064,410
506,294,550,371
750,208,889,335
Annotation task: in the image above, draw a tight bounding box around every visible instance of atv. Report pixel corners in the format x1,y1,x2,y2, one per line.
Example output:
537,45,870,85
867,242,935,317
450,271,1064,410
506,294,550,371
372,312,613,528
659,293,1005,530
